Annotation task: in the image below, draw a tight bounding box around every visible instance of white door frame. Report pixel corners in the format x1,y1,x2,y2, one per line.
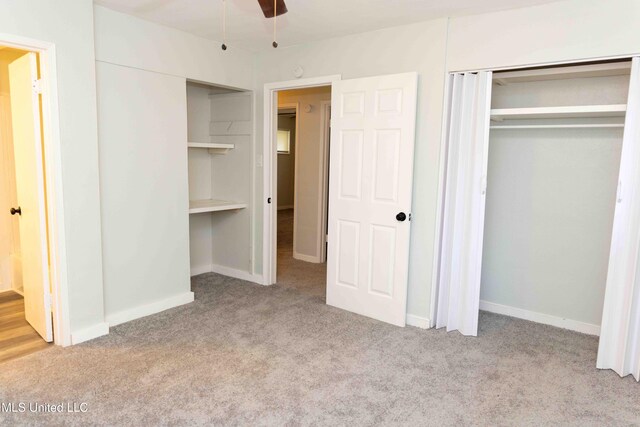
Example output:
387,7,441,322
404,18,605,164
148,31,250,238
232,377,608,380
0,33,70,346
319,100,331,263
263,75,341,285
277,103,301,258
430,53,639,327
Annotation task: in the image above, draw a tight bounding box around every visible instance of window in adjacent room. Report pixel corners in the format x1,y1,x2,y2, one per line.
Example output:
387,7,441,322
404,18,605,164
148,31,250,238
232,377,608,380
277,129,291,154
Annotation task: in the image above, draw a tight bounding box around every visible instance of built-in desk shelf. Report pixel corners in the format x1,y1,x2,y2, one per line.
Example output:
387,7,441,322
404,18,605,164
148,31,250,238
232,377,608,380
490,104,627,121
187,142,234,154
189,199,247,214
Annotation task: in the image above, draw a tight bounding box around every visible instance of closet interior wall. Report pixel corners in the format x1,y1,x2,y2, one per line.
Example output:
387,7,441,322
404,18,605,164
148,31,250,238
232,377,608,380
481,63,631,332
187,82,253,276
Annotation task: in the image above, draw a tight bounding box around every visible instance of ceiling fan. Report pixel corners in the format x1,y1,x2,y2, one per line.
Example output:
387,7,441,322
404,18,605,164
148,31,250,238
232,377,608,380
221,0,288,50
256,0,288,18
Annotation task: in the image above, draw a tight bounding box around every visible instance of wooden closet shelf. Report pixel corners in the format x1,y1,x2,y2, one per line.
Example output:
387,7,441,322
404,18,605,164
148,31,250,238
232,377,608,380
490,124,625,130
490,104,627,121
187,142,234,154
189,199,247,214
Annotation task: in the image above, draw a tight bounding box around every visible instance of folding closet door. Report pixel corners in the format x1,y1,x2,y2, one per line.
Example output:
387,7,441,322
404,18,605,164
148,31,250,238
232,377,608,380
598,56,640,381
436,72,492,336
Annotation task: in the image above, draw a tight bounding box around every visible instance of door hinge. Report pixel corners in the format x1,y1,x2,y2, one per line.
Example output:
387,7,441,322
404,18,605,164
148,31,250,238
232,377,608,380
33,79,43,95
267,197,272,204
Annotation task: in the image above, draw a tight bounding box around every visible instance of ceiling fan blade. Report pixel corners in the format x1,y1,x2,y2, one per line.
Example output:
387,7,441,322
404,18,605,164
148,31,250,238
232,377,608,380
256,0,288,18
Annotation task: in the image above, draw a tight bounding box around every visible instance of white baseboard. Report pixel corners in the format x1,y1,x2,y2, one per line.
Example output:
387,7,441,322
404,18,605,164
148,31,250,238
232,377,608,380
277,205,293,211
479,300,600,336
210,264,263,285
293,252,321,263
71,322,109,345
406,313,431,329
106,291,195,327
190,264,213,277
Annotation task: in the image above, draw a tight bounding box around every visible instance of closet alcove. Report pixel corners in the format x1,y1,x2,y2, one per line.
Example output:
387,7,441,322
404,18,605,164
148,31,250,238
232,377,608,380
481,60,632,333
186,81,253,275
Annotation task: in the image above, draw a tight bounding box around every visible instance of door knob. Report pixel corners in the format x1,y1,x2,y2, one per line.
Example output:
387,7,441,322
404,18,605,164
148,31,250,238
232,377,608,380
396,212,406,222
10,207,21,216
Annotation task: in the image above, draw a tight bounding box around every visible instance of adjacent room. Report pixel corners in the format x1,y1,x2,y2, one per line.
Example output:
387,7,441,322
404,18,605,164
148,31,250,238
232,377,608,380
0,46,53,363
274,86,331,299
1,0,640,425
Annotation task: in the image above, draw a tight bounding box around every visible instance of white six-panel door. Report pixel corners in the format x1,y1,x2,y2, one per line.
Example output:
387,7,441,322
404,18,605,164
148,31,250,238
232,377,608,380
9,52,53,341
326,72,418,326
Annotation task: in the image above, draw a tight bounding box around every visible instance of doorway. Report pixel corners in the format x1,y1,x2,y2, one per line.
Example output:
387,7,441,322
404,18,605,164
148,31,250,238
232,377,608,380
0,44,56,360
264,72,419,327
273,88,331,299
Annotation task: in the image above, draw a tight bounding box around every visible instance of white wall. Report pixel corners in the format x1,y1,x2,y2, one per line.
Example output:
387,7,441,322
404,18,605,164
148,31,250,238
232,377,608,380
277,115,295,209
0,0,105,339
209,92,254,273
278,87,331,261
96,61,192,321
94,6,256,321
482,127,622,328
94,6,254,90
447,0,640,72
254,19,449,321
0,50,23,293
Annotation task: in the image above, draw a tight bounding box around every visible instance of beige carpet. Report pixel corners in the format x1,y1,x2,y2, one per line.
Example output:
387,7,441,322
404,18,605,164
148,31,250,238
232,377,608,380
276,208,327,299
0,213,638,424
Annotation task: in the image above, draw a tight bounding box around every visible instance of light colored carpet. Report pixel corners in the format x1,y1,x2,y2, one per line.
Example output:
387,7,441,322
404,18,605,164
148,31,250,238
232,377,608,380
0,273,638,425
276,208,327,299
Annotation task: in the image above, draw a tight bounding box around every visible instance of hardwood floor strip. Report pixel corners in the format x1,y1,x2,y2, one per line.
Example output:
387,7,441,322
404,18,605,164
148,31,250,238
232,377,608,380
0,291,48,363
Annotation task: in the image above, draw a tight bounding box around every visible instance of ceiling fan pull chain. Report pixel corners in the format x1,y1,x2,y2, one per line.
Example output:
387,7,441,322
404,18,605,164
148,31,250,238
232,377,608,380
221,0,227,50
272,0,278,48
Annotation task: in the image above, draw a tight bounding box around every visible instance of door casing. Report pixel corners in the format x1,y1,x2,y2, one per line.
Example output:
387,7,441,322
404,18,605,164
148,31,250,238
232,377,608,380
0,33,70,346
262,75,341,285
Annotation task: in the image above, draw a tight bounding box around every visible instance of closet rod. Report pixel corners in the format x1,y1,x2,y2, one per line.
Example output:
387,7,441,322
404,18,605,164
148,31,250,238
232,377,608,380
490,124,625,130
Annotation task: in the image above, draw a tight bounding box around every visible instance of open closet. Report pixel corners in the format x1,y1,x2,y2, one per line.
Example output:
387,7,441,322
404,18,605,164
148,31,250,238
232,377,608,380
186,81,253,276
482,61,630,334
437,57,640,379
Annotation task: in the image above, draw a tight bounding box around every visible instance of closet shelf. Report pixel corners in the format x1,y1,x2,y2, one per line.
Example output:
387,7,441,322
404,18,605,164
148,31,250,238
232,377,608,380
493,62,631,85
490,104,627,121
189,199,247,214
491,124,625,130
187,142,234,154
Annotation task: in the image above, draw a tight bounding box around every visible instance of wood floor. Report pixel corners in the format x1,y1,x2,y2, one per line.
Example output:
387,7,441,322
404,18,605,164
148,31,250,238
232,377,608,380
0,291,49,363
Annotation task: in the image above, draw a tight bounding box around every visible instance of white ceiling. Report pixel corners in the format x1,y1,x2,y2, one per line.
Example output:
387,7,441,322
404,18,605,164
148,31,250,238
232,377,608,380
95,0,563,51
